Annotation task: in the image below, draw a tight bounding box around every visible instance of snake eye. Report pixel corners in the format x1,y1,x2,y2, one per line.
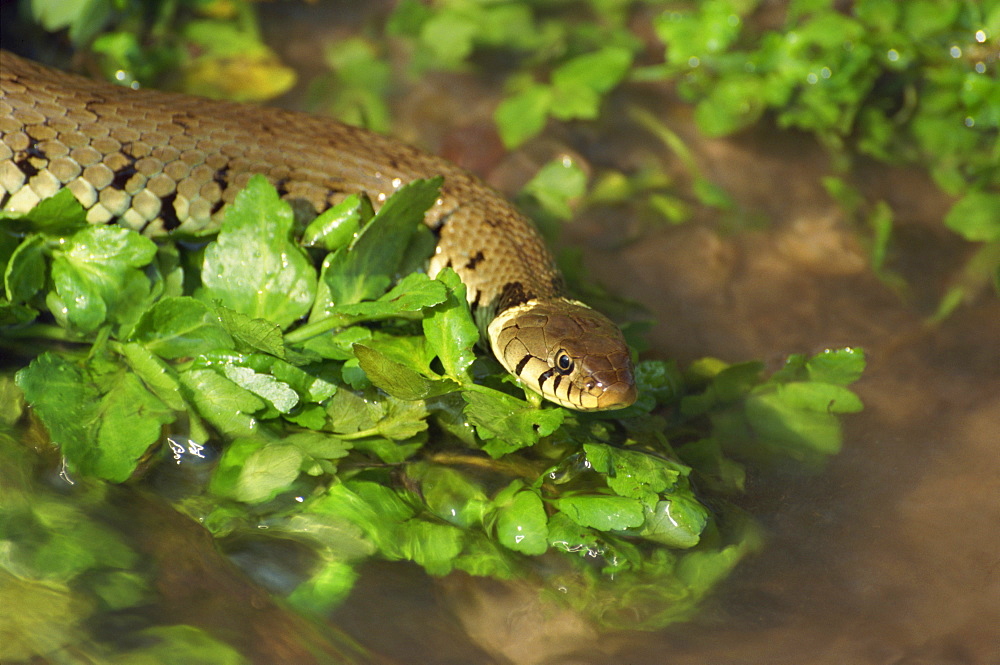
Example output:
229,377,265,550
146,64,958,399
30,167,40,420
555,351,574,374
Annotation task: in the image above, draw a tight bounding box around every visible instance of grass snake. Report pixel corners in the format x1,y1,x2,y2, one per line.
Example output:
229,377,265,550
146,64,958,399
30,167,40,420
0,50,636,411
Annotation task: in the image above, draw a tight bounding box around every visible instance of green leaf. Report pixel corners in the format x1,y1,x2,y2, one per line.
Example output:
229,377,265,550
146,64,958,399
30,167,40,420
89,370,174,482
301,193,366,251
46,225,157,333
520,158,588,221
15,352,99,468
17,351,174,482
409,463,488,528
422,268,478,381
398,519,465,576
551,46,633,95
495,487,549,555
288,560,359,615
4,235,46,304
0,187,86,234
286,431,352,464
805,347,866,385
583,443,687,506
200,175,317,329
546,511,601,556
116,342,187,411
322,178,441,306
235,443,305,504
179,368,263,438
353,343,459,401
130,297,233,359
462,389,565,458
745,392,845,456
0,302,38,326
221,365,299,414
495,83,553,149
214,305,286,358
631,495,709,548
944,191,1000,242
556,494,645,531
764,382,864,414
327,271,447,319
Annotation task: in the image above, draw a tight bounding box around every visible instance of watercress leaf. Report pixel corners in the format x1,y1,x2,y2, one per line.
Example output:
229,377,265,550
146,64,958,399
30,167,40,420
4,234,46,304
116,342,187,412
630,495,710,548
235,443,305,504
209,437,265,498
675,523,763,598
325,389,376,435
375,397,429,440
15,352,99,467
200,175,317,329
556,494,645,531
805,347,866,385
519,158,588,221
745,391,845,457
285,431,352,462
546,511,601,556
328,271,447,319
551,46,634,95
786,381,864,413
549,82,601,120
296,325,373,361
495,82,552,149
47,225,157,333
676,437,746,494
352,436,424,464
287,560,359,615
131,296,233,359
311,482,413,542
302,193,364,251
19,351,174,482
179,368,263,438
323,177,441,306
265,358,338,403
463,388,565,458
353,343,460,401
397,519,464,576
0,302,37,326
451,535,520,579
583,442,687,506
214,304,286,358
221,364,299,414
634,359,684,405
422,267,478,381
495,488,549,555
409,463,489,528
90,370,174,482
0,187,86,234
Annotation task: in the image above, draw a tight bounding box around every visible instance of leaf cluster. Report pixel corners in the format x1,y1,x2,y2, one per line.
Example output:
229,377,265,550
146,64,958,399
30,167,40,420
2,176,865,634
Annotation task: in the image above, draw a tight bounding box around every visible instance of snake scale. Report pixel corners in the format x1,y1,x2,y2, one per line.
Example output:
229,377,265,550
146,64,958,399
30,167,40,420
0,50,636,410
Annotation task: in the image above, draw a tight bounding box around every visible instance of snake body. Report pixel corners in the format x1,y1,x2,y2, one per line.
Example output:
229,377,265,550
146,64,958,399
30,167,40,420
0,50,636,410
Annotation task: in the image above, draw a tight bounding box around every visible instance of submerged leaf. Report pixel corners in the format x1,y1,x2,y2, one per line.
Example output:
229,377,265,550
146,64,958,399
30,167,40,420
200,175,317,329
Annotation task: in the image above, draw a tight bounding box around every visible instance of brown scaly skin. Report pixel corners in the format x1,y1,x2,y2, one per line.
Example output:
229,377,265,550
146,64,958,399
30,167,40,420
0,50,636,410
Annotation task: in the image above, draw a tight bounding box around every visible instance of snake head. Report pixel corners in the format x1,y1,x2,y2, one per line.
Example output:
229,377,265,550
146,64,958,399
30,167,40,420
487,298,637,411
